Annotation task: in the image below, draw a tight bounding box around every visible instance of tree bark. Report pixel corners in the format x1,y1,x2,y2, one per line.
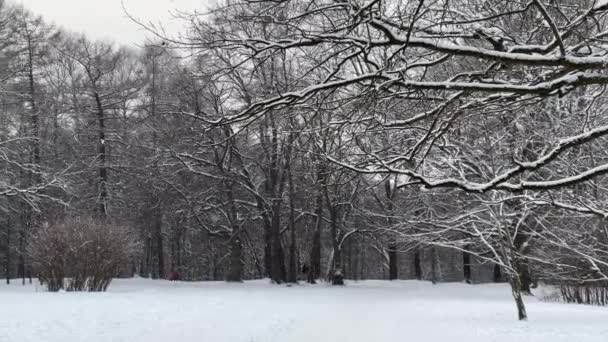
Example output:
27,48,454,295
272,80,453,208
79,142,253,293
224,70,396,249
463,245,472,284
385,180,398,280
515,257,532,295
226,236,243,282
94,92,108,218
328,204,344,286
155,212,164,279
431,247,439,284
270,199,285,284
388,245,398,280
510,275,528,320
413,248,422,280
308,168,325,283
287,157,298,283
493,264,502,282
5,219,10,285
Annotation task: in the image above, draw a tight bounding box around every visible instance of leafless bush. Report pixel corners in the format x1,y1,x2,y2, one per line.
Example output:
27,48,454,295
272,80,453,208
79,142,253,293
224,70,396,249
29,216,141,292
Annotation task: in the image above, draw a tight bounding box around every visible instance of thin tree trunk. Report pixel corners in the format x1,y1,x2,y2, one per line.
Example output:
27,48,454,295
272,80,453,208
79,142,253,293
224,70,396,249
353,239,360,281
19,215,26,285
493,264,502,282
510,275,528,320
287,157,298,283
388,244,398,280
155,212,164,279
93,92,108,218
308,164,325,283
5,219,10,284
463,245,472,284
270,199,285,284
431,247,439,284
329,205,344,286
226,235,243,282
515,257,532,295
226,179,243,283
385,180,398,280
413,248,422,280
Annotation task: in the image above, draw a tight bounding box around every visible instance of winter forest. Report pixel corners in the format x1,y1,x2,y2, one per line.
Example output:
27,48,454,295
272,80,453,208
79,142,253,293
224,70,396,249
3,0,608,339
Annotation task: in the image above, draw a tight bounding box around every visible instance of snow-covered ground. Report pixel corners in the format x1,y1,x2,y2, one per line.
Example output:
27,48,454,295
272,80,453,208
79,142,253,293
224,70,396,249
1,278,607,342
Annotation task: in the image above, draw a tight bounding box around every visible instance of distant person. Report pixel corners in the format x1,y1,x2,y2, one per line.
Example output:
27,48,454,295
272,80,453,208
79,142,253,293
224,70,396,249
169,271,181,281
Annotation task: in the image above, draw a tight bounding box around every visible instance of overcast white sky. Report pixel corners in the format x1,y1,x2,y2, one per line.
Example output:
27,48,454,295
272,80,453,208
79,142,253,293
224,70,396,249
14,0,211,46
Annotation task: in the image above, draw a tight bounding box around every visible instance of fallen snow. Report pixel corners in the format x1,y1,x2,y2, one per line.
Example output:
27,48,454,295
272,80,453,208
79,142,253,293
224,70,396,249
1,278,607,342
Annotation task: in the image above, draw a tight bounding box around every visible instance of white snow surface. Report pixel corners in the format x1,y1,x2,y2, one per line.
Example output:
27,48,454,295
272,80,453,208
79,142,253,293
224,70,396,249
1,278,607,342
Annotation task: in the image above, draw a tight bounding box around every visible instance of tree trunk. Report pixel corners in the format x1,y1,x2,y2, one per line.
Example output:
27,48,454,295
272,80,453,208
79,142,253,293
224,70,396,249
93,92,108,218
515,257,532,295
329,205,344,286
388,243,398,280
264,228,272,278
413,248,422,280
270,199,285,284
288,229,297,283
18,216,26,285
155,213,164,279
353,240,360,281
510,276,528,320
287,187,298,282
431,247,439,284
307,156,327,284
385,180,398,280
463,245,472,284
5,220,10,284
226,235,243,282
493,264,502,282
308,190,323,284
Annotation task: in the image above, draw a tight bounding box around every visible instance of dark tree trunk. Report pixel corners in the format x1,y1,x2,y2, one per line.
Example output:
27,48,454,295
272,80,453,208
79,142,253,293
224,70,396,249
431,247,439,284
146,235,153,278
493,263,503,282
5,220,10,284
413,248,422,280
308,197,322,284
279,240,287,282
388,243,398,280
26,34,40,184
94,92,108,218
270,199,285,284
140,235,151,278
226,236,243,282
346,238,353,279
515,258,532,295
510,276,528,320
287,159,298,283
264,228,272,278
385,180,398,280
328,204,344,286
155,213,164,279
463,245,472,284
18,215,26,285
308,165,325,284
353,240,360,281
288,230,297,283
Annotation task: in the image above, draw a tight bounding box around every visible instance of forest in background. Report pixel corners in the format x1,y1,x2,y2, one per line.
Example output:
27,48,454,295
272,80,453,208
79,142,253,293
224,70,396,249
2,0,608,320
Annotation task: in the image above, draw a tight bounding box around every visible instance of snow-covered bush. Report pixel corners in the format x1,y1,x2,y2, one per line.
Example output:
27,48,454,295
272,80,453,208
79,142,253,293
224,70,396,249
29,216,141,292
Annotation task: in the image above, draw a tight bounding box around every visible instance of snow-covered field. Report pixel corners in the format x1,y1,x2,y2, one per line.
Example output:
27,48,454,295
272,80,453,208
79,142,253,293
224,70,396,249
1,278,607,342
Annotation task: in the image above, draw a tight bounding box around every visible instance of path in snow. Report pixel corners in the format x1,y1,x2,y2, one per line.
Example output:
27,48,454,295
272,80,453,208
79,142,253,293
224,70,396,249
1,278,607,342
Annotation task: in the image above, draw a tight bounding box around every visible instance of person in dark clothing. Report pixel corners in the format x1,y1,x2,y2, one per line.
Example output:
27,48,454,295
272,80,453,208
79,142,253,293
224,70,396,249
169,271,181,281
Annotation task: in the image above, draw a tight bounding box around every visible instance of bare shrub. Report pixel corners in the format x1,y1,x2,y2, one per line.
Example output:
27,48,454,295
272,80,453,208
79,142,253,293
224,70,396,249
30,216,141,292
